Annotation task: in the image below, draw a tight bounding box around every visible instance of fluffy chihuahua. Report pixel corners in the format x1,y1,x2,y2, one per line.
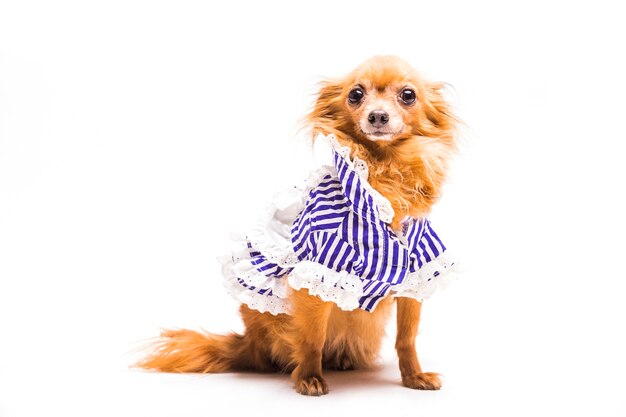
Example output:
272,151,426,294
137,55,459,396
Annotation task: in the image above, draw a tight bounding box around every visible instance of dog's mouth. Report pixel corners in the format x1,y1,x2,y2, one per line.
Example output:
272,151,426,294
360,128,398,142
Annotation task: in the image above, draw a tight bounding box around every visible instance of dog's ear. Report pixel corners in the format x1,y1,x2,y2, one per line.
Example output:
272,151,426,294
305,79,345,139
423,82,454,129
419,82,458,147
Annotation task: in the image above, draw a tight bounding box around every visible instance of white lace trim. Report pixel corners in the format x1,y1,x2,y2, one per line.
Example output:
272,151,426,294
222,275,291,315
391,251,460,301
324,134,395,224
221,247,459,315
287,261,366,311
219,242,292,315
288,252,459,310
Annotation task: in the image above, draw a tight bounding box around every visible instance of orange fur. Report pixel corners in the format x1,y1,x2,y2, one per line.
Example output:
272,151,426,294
136,55,458,395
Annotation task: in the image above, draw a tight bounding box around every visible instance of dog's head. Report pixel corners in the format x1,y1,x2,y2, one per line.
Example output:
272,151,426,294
307,56,458,221
307,55,456,150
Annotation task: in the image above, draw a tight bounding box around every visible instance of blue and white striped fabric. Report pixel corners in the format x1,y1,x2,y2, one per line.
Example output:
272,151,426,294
221,136,455,314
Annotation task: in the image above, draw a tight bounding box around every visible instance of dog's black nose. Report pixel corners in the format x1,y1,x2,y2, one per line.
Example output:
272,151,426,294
368,110,389,127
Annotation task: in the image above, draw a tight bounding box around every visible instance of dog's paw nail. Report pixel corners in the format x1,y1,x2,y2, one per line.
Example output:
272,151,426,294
402,372,442,390
296,376,329,396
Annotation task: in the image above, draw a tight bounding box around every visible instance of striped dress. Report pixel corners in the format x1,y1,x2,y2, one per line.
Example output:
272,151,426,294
220,135,456,315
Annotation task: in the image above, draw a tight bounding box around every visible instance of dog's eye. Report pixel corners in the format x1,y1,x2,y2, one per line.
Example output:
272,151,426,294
400,89,417,105
348,88,364,104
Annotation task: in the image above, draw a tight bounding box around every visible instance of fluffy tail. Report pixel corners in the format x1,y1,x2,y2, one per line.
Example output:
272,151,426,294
135,329,248,373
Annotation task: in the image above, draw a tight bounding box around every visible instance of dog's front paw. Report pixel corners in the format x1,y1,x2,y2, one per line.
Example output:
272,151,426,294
295,375,329,396
402,372,442,390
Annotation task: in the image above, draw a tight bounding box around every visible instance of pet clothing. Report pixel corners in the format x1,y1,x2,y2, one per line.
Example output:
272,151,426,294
220,134,457,315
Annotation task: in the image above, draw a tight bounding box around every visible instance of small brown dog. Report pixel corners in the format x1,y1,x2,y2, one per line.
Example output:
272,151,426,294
137,55,459,396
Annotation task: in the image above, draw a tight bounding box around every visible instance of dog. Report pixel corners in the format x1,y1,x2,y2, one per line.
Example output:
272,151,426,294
136,55,459,396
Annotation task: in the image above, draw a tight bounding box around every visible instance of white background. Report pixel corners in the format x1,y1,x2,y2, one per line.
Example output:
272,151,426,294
1,1,625,416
